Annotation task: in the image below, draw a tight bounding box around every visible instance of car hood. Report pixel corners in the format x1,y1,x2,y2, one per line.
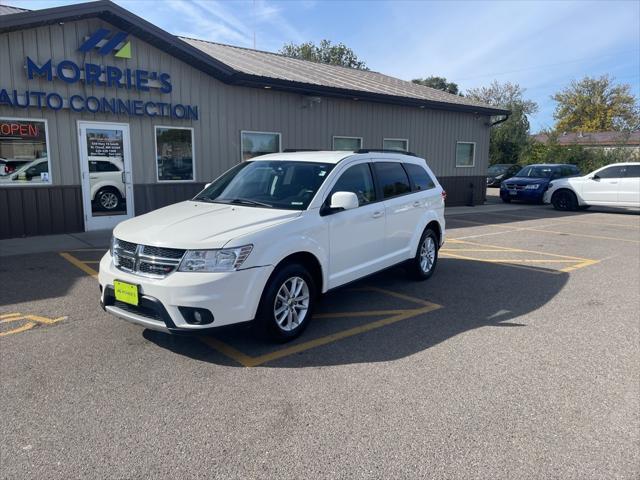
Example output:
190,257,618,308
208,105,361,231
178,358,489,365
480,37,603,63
113,200,301,249
503,176,550,185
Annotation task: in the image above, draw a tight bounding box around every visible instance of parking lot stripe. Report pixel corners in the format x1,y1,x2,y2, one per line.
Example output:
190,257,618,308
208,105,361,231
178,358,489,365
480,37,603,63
0,321,37,337
59,252,99,278
202,302,442,367
447,239,594,261
0,312,22,320
315,309,407,319
475,211,640,229
523,227,640,244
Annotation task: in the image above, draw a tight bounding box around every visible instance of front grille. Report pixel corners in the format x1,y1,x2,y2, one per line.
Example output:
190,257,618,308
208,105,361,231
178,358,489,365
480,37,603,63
113,300,164,321
113,238,186,278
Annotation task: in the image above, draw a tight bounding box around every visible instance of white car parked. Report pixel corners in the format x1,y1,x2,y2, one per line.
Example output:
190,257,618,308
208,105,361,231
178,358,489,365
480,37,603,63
99,151,446,340
544,162,640,210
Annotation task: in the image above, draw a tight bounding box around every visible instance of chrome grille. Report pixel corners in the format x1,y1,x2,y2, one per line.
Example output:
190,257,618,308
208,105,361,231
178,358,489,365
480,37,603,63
113,238,185,278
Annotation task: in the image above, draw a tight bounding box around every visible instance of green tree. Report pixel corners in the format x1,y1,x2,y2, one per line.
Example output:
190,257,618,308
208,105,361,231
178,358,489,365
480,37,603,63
279,40,368,69
412,76,461,95
465,81,538,165
552,75,639,132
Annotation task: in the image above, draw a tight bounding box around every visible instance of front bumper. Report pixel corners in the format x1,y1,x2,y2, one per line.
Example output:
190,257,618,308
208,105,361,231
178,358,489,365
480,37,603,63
500,186,545,202
99,252,274,333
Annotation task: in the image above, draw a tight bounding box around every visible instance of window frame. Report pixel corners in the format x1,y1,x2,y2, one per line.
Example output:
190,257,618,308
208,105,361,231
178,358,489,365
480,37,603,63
154,125,196,183
332,136,363,151
325,161,378,208
403,162,436,192
0,116,52,187
455,141,476,168
595,165,627,179
382,138,409,152
240,130,282,161
372,161,413,200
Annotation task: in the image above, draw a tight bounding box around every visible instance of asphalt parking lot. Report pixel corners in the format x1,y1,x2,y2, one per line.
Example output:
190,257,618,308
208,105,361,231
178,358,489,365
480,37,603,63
1,204,639,479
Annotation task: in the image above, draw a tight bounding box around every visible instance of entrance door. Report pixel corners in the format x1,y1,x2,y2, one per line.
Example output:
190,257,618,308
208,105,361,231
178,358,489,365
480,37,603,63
78,121,134,231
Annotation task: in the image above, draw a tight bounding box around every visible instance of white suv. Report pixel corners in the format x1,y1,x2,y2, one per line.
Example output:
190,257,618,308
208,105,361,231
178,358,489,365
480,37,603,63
544,162,640,210
99,151,446,340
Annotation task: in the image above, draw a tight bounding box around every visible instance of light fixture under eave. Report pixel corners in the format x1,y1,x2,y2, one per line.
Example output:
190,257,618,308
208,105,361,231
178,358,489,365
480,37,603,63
264,86,272,89
419,105,426,109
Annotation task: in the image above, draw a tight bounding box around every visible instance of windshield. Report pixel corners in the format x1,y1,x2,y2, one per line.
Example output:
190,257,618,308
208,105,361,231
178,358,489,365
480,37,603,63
488,165,509,175
194,160,334,210
515,165,555,179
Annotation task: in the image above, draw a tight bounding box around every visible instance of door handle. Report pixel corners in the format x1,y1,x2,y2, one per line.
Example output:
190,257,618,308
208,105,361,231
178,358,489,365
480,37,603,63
372,211,383,218
121,172,127,184
89,175,98,180
412,201,421,207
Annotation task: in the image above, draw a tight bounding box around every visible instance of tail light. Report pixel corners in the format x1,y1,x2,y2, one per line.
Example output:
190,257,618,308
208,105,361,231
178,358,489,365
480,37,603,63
441,190,447,201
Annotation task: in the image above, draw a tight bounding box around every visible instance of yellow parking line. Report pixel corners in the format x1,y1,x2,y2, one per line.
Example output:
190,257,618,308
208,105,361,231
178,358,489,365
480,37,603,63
480,211,640,229
59,252,99,278
315,309,406,319
202,302,442,367
356,286,435,307
82,261,100,264
68,248,108,252
0,312,21,320
524,228,640,244
0,321,37,337
449,239,594,261
439,251,563,274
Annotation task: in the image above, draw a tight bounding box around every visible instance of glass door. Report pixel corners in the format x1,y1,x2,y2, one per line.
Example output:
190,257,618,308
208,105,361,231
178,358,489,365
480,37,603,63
77,121,134,231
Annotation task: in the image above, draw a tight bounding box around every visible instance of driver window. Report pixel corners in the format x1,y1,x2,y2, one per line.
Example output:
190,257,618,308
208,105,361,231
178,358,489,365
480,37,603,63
597,166,626,179
330,163,376,206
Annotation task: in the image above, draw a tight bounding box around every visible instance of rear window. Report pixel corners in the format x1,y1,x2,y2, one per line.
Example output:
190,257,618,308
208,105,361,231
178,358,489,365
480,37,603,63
625,165,640,178
374,162,411,199
404,163,436,191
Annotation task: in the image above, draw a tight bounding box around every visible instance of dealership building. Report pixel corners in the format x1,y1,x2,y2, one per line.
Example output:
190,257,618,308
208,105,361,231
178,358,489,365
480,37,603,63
0,1,508,239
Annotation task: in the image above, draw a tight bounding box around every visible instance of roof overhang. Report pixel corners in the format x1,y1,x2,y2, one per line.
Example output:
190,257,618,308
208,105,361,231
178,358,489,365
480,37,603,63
0,0,510,117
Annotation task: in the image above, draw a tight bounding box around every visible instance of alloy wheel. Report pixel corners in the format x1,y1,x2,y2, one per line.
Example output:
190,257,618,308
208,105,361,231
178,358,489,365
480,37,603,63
273,276,310,331
420,236,436,273
100,191,119,210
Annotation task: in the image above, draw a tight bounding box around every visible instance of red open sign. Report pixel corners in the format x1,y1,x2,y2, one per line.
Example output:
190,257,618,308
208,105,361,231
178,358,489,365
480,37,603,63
0,122,40,138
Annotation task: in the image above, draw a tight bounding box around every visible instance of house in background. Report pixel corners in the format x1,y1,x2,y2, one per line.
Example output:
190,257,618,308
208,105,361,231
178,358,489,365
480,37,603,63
532,131,640,158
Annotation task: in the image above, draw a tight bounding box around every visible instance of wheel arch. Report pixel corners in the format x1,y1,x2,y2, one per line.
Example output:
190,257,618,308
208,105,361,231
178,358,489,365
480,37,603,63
272,251,324,296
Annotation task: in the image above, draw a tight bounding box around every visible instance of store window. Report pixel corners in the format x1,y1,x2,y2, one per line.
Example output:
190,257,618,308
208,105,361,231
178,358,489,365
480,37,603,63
155,126,194,181
383,138,409,152
0,118,50,184
455,142,475,167
241,131,281,160
333,136,362,151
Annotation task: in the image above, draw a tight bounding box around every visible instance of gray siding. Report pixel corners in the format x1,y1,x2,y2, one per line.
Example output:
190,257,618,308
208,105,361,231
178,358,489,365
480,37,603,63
0,18,491,237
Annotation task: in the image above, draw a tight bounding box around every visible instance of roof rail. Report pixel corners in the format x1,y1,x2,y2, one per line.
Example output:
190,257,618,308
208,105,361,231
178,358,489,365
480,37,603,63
355,149,419,157
282,148,321,152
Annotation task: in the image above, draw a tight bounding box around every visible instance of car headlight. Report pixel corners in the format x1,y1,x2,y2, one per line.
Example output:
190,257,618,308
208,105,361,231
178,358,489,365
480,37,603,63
178,245,253,272
524,184,540,190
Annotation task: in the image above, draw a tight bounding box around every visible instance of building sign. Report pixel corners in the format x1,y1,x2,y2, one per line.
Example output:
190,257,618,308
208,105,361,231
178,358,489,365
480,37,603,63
0,29,198,120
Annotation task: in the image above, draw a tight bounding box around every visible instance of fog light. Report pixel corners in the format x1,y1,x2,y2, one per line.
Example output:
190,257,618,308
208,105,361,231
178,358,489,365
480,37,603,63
178,307,214,325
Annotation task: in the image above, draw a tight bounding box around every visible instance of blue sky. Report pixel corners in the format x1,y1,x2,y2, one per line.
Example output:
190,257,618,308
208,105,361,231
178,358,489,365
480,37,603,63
9,0,640,132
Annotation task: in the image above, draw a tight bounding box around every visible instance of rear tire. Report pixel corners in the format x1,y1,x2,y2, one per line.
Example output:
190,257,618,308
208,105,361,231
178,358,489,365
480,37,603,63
409,228,439,281
96,188,122,211
256,263,316,342
552,190,578,211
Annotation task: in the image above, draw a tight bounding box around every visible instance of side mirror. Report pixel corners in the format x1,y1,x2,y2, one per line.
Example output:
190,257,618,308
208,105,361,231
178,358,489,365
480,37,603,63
591,174,600,181
330,191,359,211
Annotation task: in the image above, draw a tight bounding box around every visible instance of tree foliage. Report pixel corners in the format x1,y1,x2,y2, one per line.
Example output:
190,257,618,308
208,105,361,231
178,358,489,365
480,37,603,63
412,76,461,95
521,132,637,173
465,81,539,165
279,40,368,70
552,75,639,132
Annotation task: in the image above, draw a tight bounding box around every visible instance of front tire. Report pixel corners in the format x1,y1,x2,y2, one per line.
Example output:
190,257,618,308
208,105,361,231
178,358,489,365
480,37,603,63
552,190,578,211
256,263,316,342
410,228,439,280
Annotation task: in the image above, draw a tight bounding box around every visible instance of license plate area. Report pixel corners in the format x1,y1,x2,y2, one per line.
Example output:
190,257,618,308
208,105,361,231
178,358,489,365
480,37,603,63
509,190,518,195
113,280,139,306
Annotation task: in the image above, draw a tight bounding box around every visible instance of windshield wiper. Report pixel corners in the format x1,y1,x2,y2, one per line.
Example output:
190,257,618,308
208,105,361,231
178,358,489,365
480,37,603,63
228,198,273,208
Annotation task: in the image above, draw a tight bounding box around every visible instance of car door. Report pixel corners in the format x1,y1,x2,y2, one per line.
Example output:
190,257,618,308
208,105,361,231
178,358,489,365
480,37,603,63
581,165,626,204
619,164,640,206
324,162,386,288
372,161,416,267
